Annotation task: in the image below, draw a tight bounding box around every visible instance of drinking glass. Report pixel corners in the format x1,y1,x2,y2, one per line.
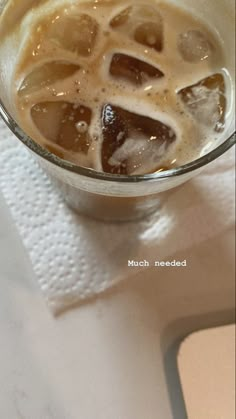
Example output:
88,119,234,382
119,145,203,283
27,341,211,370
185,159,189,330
0,0,235,221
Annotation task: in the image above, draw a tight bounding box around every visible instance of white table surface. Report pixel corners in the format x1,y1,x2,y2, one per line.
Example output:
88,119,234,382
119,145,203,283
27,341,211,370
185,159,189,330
0,190,235,419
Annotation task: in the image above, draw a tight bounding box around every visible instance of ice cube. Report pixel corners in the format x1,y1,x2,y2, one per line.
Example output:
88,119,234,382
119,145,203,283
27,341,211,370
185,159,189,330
31,102,92,152
108,137,171,175
44,144,65,159
110,53,164,85
101,104,128,174
48,12,98,56
58,104,92,152
110,7,132,28
134,21,163,52
177,30,213,63
110,5,163,52
18,62,80,96
178,73,226,131
31,102,65,142
101,104,176,175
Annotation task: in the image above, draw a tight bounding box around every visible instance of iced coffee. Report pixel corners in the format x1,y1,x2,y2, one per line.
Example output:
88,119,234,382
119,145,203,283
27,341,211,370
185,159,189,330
0,0,231,177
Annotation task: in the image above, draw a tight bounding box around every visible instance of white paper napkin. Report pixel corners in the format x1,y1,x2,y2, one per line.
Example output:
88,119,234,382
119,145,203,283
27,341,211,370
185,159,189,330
0,118,235,313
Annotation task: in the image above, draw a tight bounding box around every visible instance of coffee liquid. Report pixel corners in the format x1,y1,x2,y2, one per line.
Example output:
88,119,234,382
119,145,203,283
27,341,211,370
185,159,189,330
0,0,230,175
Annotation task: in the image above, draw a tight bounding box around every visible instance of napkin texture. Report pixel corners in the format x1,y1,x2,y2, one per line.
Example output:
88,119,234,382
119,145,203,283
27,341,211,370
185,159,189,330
0,118,235,313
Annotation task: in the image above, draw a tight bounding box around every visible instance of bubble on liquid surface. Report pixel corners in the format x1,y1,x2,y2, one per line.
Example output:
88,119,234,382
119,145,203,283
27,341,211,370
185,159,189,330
101,104,176,175
76,121,88,134
178,73,226,132
110,53,164,86
31,102,92,152
177,30,213,63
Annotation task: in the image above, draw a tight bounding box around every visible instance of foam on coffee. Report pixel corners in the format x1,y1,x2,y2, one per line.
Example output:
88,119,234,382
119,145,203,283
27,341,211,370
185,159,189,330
0,0,231,175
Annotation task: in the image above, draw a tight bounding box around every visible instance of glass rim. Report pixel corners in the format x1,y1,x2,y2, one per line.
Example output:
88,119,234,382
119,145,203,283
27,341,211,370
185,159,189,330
0,99,235,183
